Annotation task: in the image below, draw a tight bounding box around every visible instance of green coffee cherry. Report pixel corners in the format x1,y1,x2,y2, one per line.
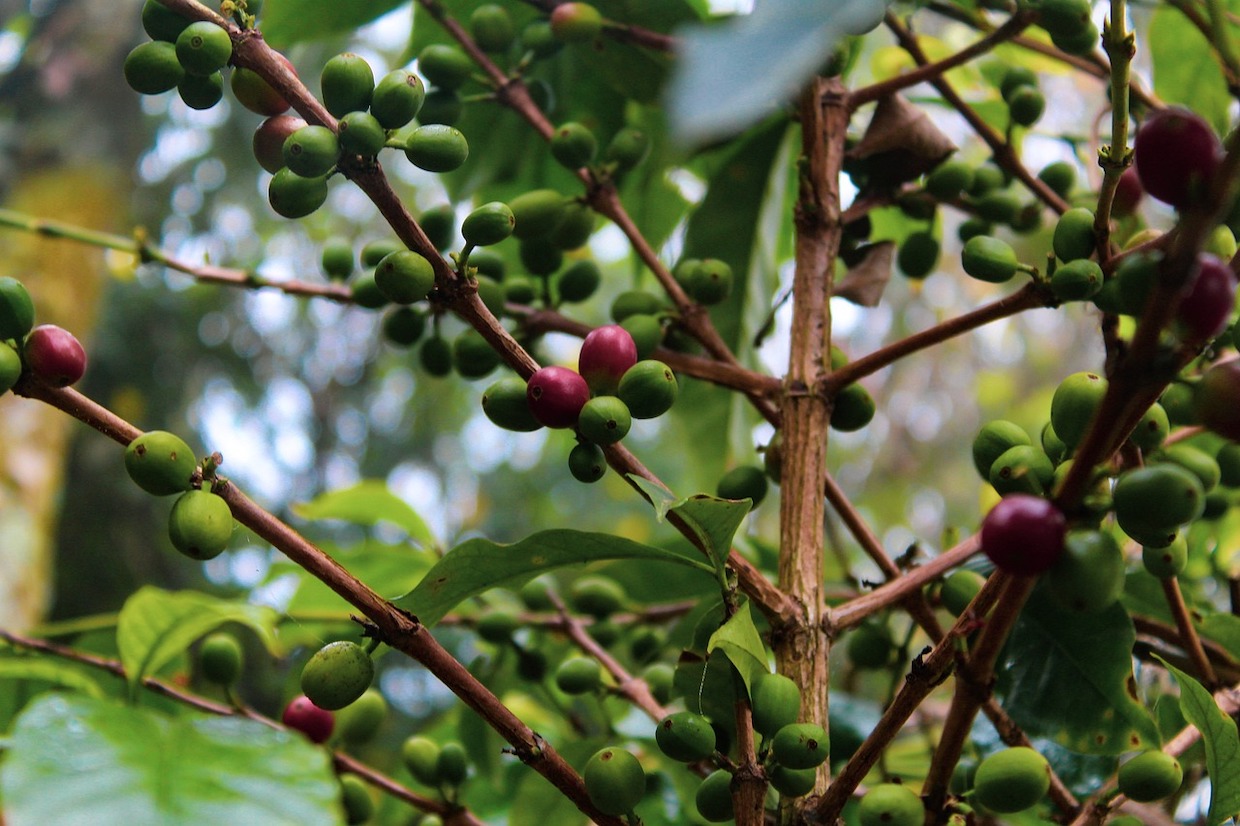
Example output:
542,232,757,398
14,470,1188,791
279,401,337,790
0,343,22,395
462,202,515,247
847,622,894,669
570,575,626,617
859,783,923,826
694,769,734,822
1050,371,1108,449
569,442,607,483
420,336,453,377
416,88,463,126
1038,160,1077,197
175,22,232,77
349,271,389,310
577,396,631,445
973,191,1021,224
470,4,517,52
230,66,289,116
925,159,974,201
482,377,542,432
551,121,598,169
382,307,427,347
549,203,595,250
375,250,435,305
689,258,733,305
337,111,386,157
1218,442,1240,486
771,722,829,769
509,189,568,239
554,656,602,694
370,70,425,130
521,20,562,58
961,236,1019,283
1159,443,1222,492
999,66,1037,102
337,688,387,744
1051,259,1103,301
1053,207,1096,262
451,329,500,379
125,430,197,496
972,420,1031,478
556,260,602,303
404,125,469,173
940,568,986,615
988,444,1054,496
402,735,441,785
1008,86,1045,127
1046,529,1125,614
340,775,373,825
1114,463,1205,542
359,239,401,268
897,231,940,279
583,747,645,816
300,640,374,711
282,127,340,178
973,747,1051,814
518,238,562,276
1117,750,1183,802
321,53,374,118
178,71,224,110
0,277,35,340
504,276,537,304
168,490,234,560
958,217,992,243
320,239,355,280
1041,421,1067,465
617,360,677,419
611,291,663,323
716,465,768,509
418,44,474,90
268,169,329,218
605,127,650,170
770,765,817,798
655,711,716,762
476,609,520,643
830,383,876,432
550,3,605,43
124,41,185,95
750,672,801,737
619,314,661,358
437,741,469,786
142,0,191,43
643,663,674,705
1132,403,1171,451
199,632,243,686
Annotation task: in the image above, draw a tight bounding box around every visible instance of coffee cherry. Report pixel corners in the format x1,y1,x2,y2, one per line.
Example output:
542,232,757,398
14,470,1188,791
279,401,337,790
230,66,289,116
1114,463,1205,542
437,741,469,786
282,694,334,743
617,360,677,419
124,41,185,95
578,396,632,445
605,127,650,171
0,277,34,341
402,735,441,785
1161,443,1222,492
336,688,387,745
716,465,768,509
769,765,816,798
961,236,1019,283
504,276,537,304
650,711,715,763
318,240,354,281
555,656,602,694
1118,750,1183,802
283,125,339,177
452,329,501,379
1218,442,1240,487
925,159,973,201
584,747,644,816
349,271,388,310
974,747,1050,813
830,383,876,432
694,769,734,822
516,237,561,276
1113,166,1143,215
1051,258,1103,301
1008,86,1045,127
459,202,514,249
1134,108,1222,209
981,494,1066,576
527,366,589,428
339,775,372,825
482,377,541,432
125,430,197,496
337,111,386,157
690,258,733,305
178,71,224,110
577,325,638,396
750,672,801,737
642,663,674,705
1046,529,1124,614
175,22,232,77
268,169,329,218
568,442,607,483
1196,361,1240,439
415,88,463,125
168,489,233,560
418,44,474,90
1041,421,1067,465
370,70,425,129
771,722,829,769
142,0,190,43
550,3,604,43
404,125,469,172
973,191,1021,225
198,632,243,686
940,568,986,615
21,324,85,387
419,336,453,377
972,420,1031,478
551,121,597,169
988,444,1054,496
570,575,626,618
509,189,569,239
374,250,435,305
470,4,517,52
556,260,602,304
0,343,22,395
897,231,939,279
521,19,563,58
1050,371,1108,450
1051,208,1095,263
859,783,923,826
321,53,374,117
475,609,519,643
608,291,661,324
253,115,305,173
300,640,374,711
1037,160,1077,198
1177,254,1237,342
846,622,895,669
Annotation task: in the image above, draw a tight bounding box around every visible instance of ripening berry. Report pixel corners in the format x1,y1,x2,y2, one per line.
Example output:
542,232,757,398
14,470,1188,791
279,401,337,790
980,494,1066,576
1134,108,1222,209
282,694,334,743
23,324,86,387
526,366,590,428
550,3,604,43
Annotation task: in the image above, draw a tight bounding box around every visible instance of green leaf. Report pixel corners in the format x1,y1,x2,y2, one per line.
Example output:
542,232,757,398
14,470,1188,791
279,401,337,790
292,480,435,547
1150,6,1232,136
0,694,342,826
707,600,769,695
0,651,105,697
1200,613,1240,661
270,539,435,612
996,586,1160,754
669,495,752,577
1158,658,1240,826
667,0,886,143
260,0,406,47
117,587,279,695
393,529,714,627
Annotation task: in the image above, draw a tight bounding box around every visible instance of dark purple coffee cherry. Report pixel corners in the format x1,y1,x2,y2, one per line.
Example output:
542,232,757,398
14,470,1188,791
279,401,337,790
23,324,86,387
252,115,306,173
980,494,1066,576
282,694,334,743
578,324,638,396
1113,166,1143,216
1176,253,1237,342
527,366,589,428
1134,108,1222,209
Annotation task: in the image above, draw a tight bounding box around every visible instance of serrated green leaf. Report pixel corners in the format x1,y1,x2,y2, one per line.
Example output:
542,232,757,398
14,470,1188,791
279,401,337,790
707,600,769,695
292,480,435,547
1158,658,1240,826
996,586,1160,754
667,0,886,143
261,0,406,47
1150,6,1231,137
393,529,714,627
668,495,752,576
117,587,278,695
0,694,342,826
0,652,105,697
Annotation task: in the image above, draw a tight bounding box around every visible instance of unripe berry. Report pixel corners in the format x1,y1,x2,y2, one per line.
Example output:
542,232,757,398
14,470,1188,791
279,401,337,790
175,22,232,77
695,769,734,822
973,747,1050,813
1037,160,1077,198
300,640,374,711
336,688,387,744
253,115,306,173
321,53,374,118
125,430,197,496
268,169,329,219
716,465,768,509
142,0,190,43
1134,108,1222,209
568,442,607,483
771,722,829,769
177,71,224,111
550,3,604,43
370,70,425,129
961,235,1019,283
1050,370,1108,449
980,494,1066,576
617,360,677,419
554,656,603,694
605,126,650,171
482,376,542,432
0,276,35,340
556,260,603,304
374,250,435,305
404,125,470,173
549,203,595,250
750,672,801,737
526,366,589,428
569,575,626,617
337,111,386,157
1046,529,1125,613
168,489,234,560
230,65,290,116
0,343,21,395
462,202,515,247
415,88,463,126
470,4,517,52
583,747,645,816
124,41,185,95
340,775,373,825
551,121,597,169
1052,207,1096,262
509,189,569,239
23,324,86,387
283,125,339,178
437,741,469,786
401,736,441,785
655,711,716,762
859,783,923,826
198,632,243,686
282,694,334,743
1118,750,1183,802
417,44,474,90
577,396,631,445
1051,259,1103,301
452,329,501,379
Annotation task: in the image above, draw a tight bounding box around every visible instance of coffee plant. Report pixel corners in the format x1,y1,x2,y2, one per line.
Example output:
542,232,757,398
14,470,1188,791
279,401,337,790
3,0,1240,824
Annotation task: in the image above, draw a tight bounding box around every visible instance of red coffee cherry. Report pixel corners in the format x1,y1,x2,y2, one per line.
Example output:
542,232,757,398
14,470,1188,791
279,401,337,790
281,694,335,743
578,325,638,396
253,114,307,174
980,494,1066,576
1112,166,1143,216
1133,108,1222,209
1196,360,1240,440
526,366,590,428
23,324,86,387
1176,254,1236,342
